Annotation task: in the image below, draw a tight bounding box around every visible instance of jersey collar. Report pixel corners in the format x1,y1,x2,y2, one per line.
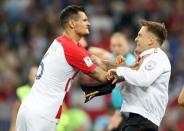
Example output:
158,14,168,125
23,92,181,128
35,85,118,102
139,48,160,58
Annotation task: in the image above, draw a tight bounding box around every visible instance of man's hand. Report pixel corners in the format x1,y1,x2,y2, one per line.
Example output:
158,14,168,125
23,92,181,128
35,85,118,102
103,55,126,69
115,55,126,66
107,69,121,84
107,69,116,80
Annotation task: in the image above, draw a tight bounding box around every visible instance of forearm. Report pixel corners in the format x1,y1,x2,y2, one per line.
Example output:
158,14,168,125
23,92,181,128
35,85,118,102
97,71,109,83
116,66,163,87
88,66,110,83
116,67,149,87
91,55,108,71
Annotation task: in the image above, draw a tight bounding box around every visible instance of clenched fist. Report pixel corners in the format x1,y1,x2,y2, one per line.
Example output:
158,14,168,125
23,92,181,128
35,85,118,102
103,55,126,69
107,69,119,84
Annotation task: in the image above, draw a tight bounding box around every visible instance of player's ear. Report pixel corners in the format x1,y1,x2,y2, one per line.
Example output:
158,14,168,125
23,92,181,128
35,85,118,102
148,37,154,46
68,19,75,29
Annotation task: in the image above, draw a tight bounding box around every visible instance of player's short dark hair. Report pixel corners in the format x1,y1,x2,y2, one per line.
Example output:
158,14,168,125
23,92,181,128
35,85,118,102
140,20,168,45
60,5,85,28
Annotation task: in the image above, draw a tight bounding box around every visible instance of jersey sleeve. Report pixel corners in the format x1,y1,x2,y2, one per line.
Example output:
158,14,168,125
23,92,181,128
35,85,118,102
116,55,165,88
63,44,96,74
78,44,92,56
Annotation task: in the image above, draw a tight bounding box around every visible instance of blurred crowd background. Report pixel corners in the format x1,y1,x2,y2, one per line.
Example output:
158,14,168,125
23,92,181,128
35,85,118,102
0,0,184,131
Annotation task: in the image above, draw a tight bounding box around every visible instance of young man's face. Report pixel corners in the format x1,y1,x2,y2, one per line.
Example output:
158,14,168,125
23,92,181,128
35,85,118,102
135,26,153,54
73,11,90,36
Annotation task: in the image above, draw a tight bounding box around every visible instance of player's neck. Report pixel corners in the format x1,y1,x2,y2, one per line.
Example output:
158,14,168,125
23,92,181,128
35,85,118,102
63,30,81,44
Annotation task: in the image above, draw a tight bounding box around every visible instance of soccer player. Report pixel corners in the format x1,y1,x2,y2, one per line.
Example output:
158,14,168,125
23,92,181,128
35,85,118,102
16,5,116,131
107,20,171,131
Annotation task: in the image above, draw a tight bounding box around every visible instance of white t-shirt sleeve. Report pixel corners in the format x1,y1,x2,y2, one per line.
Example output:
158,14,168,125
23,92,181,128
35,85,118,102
116,56,164,87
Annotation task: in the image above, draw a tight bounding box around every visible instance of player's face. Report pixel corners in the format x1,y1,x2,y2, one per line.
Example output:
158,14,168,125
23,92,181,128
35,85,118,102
110,36,129,57
135,26,152,54
74,12,90,36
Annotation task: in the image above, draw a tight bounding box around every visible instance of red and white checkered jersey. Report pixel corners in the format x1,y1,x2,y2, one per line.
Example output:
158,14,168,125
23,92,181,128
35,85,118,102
22,35,96,122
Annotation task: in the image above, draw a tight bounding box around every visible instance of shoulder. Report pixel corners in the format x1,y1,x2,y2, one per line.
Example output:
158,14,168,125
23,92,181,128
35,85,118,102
56,37,89,55
148,49,171,70
156,49,171,65
56,36,75,50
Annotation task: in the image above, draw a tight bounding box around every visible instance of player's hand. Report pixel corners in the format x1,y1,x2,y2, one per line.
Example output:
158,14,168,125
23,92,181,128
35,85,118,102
107,69,116,80
103,55,125,69
114,55,125,66
107,69,119,84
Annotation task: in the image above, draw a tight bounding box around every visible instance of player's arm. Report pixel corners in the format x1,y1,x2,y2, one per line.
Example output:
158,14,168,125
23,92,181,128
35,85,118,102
88,47,112,69
178,87,184,106
88,47,112,60
114,57,167,87
62,43,117,83
87,66,110,83
81,66,118,103
90,55,109,71
90,55,125,71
